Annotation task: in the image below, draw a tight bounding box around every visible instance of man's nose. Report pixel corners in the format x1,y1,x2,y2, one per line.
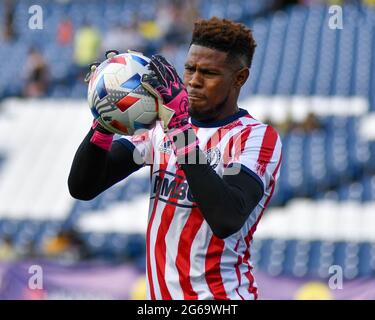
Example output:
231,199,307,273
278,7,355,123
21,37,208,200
188,72,203,88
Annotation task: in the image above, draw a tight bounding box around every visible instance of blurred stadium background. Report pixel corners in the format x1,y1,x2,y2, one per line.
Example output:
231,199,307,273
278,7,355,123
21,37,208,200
1,0,375,299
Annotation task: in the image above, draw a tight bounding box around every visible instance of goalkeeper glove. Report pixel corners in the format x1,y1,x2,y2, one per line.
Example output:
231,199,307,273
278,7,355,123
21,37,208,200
141,55,199,159
86,50,120,149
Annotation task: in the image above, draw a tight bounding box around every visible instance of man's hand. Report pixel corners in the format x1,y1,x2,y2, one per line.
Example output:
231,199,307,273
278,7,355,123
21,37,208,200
84,49,119,84
141,55,199,161
85,50,121,144
141,55,189,131
85,50,121,135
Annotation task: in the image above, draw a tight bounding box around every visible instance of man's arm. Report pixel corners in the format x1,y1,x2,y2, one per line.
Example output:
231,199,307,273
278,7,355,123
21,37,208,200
68,128,143,200
181,149,264,239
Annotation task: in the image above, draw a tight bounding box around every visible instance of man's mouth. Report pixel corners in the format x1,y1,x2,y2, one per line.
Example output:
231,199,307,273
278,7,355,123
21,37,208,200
188,94,205,100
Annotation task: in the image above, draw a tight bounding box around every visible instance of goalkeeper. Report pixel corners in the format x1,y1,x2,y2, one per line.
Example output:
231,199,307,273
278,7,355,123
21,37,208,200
68,17,282,300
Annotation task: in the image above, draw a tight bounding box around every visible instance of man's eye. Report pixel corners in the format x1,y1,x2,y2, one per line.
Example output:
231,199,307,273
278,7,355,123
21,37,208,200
185,66,194,72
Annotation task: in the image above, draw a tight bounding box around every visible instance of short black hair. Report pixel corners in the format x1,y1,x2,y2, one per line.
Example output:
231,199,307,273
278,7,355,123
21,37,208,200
190,17,257,69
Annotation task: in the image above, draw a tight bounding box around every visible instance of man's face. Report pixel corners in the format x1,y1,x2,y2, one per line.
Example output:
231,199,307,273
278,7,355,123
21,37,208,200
183,44,242,122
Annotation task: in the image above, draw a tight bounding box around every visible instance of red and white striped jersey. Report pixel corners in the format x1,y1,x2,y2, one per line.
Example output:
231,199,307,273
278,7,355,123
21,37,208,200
122,109,282,300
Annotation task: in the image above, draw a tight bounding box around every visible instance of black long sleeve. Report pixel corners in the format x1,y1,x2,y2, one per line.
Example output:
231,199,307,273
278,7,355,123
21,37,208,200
68,129,143,200
180,149,264,239
69,129,264,239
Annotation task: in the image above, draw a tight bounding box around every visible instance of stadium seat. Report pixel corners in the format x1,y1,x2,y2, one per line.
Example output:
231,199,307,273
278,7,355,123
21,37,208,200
1,3,375,279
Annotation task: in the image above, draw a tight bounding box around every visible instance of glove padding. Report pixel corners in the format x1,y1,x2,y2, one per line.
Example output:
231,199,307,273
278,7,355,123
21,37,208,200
141,55,189,132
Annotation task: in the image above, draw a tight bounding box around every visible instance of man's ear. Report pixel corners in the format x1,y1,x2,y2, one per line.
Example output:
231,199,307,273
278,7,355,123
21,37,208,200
234,68,249,88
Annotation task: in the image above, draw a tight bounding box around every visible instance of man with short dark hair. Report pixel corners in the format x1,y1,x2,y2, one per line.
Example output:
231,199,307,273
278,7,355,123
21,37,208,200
68,17,282,300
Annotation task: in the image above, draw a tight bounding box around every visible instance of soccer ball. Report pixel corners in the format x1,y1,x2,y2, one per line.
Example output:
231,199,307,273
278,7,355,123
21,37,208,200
87,52,158,135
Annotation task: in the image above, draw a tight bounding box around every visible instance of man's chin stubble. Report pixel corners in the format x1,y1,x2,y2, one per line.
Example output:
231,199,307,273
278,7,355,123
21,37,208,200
189,102,226,122
189,106,213,122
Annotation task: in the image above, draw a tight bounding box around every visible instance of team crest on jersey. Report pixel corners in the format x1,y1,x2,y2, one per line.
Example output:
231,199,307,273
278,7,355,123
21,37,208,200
158,140,173,154
206,147,221,169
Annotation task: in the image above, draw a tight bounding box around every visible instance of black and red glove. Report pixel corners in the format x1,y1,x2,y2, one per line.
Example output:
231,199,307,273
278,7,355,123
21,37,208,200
141,55,199,160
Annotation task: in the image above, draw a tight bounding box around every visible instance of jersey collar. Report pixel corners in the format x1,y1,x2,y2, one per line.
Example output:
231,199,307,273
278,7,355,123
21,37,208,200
190,108,248,128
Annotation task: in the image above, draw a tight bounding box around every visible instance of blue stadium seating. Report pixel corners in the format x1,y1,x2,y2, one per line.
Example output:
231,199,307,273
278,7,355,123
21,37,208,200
1,3,375,103
270,113,374,206
1,2,375,280
79,231,145,262
252,239,375,278
1,197,375,274
0,153,5,170
64,175,150,228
